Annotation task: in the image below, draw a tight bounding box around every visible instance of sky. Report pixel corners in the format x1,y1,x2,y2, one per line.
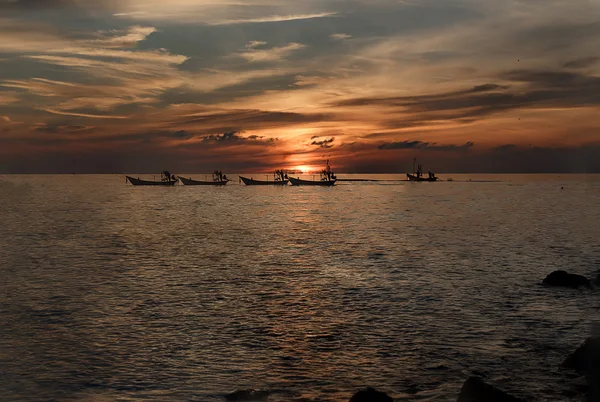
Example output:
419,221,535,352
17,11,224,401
1,0,600,173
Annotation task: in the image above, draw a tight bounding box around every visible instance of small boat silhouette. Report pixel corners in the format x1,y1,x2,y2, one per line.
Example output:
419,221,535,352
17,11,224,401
126,170,178,186
239,170,289,185
288,161,337,186
178,170,229,185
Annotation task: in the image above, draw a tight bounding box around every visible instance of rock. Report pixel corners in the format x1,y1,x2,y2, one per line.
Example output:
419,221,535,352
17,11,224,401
405,384,420,394
349,387,393,402
225,389,270,401
562,337,600,373
457,377,524,402
425,364,449,371
595,273,600,286
563,338,600,401
542,270,592,289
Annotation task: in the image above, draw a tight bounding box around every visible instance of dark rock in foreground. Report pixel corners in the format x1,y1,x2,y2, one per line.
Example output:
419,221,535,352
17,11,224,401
457,377,524,402
542,270,592,289
225,389,270,401
562,337,600,373
563,338,600,401
349,387,393,402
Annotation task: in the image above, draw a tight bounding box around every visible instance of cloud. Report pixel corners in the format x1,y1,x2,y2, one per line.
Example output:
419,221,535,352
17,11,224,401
43,108,129,119
336,83,510,108
563,56,600,69
0,22,187,117
33,123,93,133
0,0,77,9
2,0,600,174
2,74,174,114
91,26,157,48
0,91,19,104
201,130,246,143
330,33,352,41
159,129,192,139
246,41,267,49
454,143,600,173
238,42,306,63
470,83,508,92
109,1,337,25
378,140,474,151
199,130,278,146
174,108,334,132
332,68,600,129
24,48,186,65
210,12,337,26
310,136,335,148
0,19,71,53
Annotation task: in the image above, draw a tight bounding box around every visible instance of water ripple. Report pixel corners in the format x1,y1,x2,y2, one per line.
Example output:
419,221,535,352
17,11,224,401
1,174,599,401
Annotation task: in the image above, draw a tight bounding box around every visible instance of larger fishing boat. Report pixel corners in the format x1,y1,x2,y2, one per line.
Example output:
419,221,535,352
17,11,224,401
178,170,229,185
288,162,337,186
406,173,438,182
239,170,289,185
126,171,178,186
407,159,438,182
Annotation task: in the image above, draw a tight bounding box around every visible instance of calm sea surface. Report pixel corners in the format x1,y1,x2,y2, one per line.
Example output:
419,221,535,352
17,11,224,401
1,174,600,401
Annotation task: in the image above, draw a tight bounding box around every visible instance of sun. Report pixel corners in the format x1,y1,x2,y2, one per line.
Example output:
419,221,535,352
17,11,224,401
293,165,312,173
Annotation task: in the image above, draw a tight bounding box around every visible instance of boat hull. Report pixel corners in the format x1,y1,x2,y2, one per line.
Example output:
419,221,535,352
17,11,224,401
288,177,336,186
239,176,289,186
406,173,438,182
178,176,228,186
126,176,178,186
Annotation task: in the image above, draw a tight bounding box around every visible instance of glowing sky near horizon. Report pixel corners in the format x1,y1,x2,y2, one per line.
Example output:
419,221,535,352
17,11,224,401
1,0,600,173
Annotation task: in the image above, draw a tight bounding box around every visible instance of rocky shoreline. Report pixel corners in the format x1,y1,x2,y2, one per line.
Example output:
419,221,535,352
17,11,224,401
226,270,598,401
227,335,598,401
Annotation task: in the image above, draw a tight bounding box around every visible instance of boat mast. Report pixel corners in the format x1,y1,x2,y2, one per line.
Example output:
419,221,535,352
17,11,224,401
413,158,416,175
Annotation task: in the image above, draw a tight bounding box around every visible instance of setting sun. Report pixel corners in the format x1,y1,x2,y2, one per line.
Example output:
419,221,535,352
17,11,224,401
293,165,314,173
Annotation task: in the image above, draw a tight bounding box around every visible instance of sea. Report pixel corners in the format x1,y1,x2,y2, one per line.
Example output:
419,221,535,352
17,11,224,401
1,174,599,401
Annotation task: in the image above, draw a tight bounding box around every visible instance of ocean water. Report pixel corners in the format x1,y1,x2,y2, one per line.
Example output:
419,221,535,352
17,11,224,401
1,174,599,401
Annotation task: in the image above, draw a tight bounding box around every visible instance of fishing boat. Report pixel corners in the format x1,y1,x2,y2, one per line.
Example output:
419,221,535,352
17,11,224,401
406,173,438,182
178,170,229,186
288,161,337,186
239,170,289,186
407,159,438,182
126,170,178,186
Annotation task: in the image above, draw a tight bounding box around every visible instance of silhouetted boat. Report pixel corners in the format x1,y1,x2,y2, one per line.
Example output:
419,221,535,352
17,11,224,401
239,170,289,186
179,177,228,185
178,170,229,186
406,173,438,182
126,171,178,186
288,177,336,186
407,159,438,182
288,161,336,186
